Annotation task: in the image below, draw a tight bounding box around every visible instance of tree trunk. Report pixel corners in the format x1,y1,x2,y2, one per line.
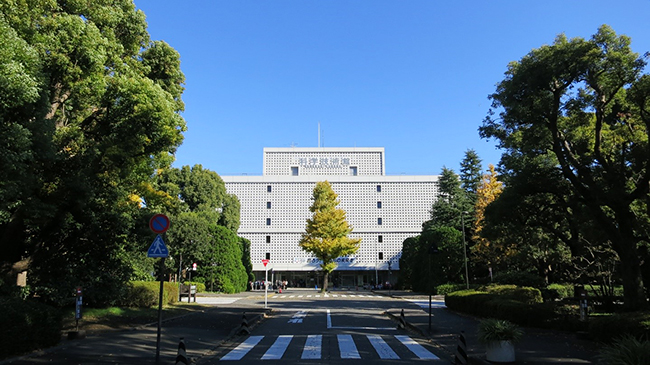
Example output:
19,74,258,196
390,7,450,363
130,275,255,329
616,240,647,311
322,272,329,293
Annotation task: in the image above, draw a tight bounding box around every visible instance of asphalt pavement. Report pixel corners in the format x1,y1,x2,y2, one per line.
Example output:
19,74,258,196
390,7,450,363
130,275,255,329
2,288,602,364
378,290,601,364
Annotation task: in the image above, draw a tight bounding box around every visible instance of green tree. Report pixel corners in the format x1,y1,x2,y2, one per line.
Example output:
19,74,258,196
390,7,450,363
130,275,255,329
460,149,483,206
201,226,248,293
0,1,187,305
480,25,649,309
299,181,361,292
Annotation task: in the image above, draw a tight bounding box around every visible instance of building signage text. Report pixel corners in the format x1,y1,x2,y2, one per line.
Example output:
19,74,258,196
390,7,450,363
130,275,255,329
295,157,351,169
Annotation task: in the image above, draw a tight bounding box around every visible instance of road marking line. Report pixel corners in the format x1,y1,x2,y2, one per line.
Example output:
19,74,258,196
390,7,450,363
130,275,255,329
342,295,347,297
221,335,264,361
261,335,293,360
307,295,312,298
289,295,295,298
315,295,320,298
298,295,304,298
395,335,440,360
324,293,329,297
332,294,338,297
368,335,399,359
337,334,360,359
326,310,394,330
301,334,322,359
326,309,332,328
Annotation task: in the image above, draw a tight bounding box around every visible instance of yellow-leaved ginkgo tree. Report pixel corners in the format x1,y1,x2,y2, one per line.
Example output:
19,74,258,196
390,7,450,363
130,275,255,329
299,181,361,292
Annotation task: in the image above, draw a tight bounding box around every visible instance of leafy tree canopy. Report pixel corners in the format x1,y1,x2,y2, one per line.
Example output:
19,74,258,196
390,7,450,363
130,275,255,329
299,181,361,292
480,25,650,309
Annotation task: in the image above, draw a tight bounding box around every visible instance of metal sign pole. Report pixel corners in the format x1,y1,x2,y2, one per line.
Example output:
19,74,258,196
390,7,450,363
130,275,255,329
155,256,165,364
264,267,268,309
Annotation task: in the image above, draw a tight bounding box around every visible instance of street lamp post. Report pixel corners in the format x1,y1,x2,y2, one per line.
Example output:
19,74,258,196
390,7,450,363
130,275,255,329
461,212,469,290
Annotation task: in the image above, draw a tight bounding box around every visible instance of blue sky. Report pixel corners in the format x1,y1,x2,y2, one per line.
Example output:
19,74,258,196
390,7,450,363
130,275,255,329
134,1,650,176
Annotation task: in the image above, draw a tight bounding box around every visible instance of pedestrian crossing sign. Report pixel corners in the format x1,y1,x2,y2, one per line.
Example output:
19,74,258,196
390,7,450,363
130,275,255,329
147,234,169,258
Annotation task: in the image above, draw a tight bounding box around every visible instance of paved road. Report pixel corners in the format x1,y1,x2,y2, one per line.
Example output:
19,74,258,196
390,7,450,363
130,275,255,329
199,290,447,364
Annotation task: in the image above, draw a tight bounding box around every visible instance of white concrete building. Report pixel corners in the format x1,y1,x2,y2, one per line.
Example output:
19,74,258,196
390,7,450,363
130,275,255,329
221,147,439,288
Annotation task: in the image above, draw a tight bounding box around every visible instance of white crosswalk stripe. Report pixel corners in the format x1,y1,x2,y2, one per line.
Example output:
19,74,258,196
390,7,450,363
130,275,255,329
261,335,292,360
301,335,322,359
219,334,440,361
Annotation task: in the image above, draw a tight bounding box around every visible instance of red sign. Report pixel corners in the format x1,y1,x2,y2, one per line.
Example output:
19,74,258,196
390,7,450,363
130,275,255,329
149,214,170,234
262,259,269,267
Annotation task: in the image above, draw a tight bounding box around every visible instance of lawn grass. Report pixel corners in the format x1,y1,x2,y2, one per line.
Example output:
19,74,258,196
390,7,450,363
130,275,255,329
61,303,211,332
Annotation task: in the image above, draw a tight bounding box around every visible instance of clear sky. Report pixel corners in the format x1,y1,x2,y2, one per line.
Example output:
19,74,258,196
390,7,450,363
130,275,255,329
133,1,650,176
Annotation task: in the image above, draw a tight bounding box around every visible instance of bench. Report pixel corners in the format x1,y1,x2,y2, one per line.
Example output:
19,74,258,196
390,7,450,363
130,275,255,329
179,284,197,303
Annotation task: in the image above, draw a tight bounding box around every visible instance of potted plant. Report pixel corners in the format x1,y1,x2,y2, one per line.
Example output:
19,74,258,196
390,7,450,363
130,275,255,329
477,318,523,363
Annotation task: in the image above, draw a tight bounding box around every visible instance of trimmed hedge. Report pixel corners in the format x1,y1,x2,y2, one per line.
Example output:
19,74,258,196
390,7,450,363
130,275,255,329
183,281,206,293
542,283,574,301
588,312,650,343
436,283,469,296
445,286,554,327
480,284,543,304
0,297,62,359
120,281,180,307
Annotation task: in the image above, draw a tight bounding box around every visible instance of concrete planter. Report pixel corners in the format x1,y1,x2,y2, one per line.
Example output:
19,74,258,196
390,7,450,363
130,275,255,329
485,340,515,363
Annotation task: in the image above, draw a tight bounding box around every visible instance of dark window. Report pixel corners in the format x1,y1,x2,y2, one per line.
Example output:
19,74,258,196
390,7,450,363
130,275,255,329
267,201,271,209
349,166,358,176
266,218,271,225
378,235,383,243
267,185,272,192
291,166,299,176
377,185,382,192
377,201,382,209
378,218,383,225
265,252,271,260
266,235,271,243
378,252,384,260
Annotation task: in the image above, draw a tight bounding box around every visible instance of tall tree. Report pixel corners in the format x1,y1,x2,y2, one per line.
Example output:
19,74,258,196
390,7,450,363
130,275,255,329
0,1,187,305
460,149,483,206
299,181,361,292
472,164,505,271
480,25,650,309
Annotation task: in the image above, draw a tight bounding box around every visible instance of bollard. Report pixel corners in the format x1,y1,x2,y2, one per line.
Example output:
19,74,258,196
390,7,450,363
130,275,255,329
239,312,251,335
454,331,468,365
397,309,406,329
175,337,189,365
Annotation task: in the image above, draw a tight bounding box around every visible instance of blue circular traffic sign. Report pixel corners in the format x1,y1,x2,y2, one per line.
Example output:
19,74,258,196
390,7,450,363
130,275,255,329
149,214,170,234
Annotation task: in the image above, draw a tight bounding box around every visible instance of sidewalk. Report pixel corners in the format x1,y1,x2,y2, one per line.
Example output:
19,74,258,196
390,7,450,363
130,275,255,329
2,300,270,365
381,291,601,364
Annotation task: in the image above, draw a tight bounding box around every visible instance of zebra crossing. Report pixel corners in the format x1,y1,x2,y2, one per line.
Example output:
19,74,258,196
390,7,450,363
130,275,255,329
275,293,379,299
220,334,440,361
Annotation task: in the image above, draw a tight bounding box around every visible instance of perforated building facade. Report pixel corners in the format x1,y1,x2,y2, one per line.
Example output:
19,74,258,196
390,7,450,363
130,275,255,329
222,147,440,287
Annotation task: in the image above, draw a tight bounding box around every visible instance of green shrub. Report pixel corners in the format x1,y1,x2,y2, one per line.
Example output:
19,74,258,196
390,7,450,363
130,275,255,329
589,312,650,343
598,335,650,365
445,286,553,327
0,297,62,359
436,283,468,295
477,318,524,344
481,284,543,304
585,285,624,298
542,283,574,301
121,281,179,307
492,271,546,288
183,281,206,293
121,283,158,307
